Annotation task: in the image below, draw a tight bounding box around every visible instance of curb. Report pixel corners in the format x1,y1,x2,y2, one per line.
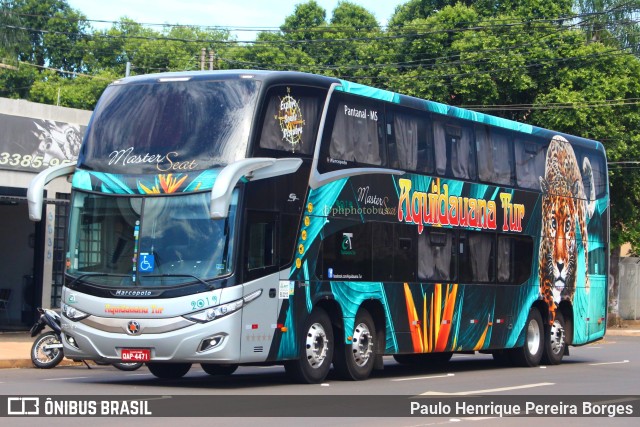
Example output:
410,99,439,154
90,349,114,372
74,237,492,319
0,358,87,369
606,329,640,336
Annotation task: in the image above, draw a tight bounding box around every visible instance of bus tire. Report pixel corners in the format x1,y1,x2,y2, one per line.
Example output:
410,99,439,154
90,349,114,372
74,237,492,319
334,310,376,381
146,362,192,379
284,308,333,384
541,311,566,365
201,363,238,376
511,308,544,367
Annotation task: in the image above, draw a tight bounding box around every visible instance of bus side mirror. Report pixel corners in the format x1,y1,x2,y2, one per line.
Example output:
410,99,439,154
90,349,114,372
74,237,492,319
27,163,76,221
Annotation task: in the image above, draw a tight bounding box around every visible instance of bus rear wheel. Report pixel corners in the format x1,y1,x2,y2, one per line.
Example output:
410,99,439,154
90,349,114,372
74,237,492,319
284,308,334,384
334,310,376,381
147,362,192,379
511,308,544,367
542,311,566,365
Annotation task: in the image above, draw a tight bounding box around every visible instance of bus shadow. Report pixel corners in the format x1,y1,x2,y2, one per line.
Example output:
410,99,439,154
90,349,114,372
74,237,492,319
87,353,596,390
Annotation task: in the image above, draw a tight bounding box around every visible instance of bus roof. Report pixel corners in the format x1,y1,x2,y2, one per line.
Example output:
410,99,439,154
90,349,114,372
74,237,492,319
111,69,605,155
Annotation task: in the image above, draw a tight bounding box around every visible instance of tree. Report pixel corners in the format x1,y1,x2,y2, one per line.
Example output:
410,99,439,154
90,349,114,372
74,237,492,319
0,0,28,59
280,0,327,59
321,1,381,79
12,0,89,71
29,69,114,109
574,0,640,55
389,0,474,26
84,19,231,76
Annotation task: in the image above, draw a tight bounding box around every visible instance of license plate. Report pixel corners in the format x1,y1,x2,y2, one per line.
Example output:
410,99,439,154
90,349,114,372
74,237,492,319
121,349,151,362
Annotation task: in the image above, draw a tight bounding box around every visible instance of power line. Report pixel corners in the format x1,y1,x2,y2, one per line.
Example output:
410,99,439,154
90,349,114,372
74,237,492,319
2,7,639,46
3,3,638,34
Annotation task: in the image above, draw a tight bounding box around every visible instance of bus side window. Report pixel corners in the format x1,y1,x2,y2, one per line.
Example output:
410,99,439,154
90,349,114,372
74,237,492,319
257,86,325,155
320,222,372,281
476,125,514,186
389,109,434,174
418,229,456,282
578,149,607,198
459,231,495,283
514,138,547,190
497,235,533,284
328,96,385,167
246,212,277,274
433,119,476,180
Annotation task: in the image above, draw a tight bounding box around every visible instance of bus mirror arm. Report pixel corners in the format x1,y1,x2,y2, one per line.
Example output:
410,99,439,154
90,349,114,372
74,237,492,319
27,163,77,221
210,158,303,219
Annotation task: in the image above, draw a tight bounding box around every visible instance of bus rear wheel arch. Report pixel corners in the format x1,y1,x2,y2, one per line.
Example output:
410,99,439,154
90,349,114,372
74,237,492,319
334,309,377,381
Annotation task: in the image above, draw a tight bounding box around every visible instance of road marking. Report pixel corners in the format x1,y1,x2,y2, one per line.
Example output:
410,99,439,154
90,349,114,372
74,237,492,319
392,373,455,382
420,382,554,395
589,360,629,366
43,377,89,381
126,373,153,376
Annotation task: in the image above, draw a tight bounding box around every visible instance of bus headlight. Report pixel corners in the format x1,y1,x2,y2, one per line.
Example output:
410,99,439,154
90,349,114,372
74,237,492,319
62,304,89,321
184,289,262,323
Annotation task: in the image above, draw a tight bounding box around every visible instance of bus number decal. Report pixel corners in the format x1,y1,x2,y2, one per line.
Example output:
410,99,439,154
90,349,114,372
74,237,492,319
189,295,219,311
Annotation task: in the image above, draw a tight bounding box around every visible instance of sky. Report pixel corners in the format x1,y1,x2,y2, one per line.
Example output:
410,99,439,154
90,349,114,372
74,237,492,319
66,0,409,40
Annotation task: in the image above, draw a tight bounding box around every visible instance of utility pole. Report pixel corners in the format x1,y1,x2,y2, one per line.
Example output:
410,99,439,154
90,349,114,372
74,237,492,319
200,48,206,71
209,49,215,70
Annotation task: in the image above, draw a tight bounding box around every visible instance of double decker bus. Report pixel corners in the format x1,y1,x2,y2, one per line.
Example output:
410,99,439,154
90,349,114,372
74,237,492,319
28,70,608,383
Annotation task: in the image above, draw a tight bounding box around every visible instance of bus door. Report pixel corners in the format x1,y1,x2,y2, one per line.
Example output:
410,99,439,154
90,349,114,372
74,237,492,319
240,210,280,361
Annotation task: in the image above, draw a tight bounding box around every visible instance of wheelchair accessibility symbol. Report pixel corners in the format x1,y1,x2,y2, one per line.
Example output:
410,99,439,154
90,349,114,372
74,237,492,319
139,253,155,272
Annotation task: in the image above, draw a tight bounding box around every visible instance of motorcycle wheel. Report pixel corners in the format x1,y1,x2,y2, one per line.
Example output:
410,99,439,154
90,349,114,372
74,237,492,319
112,362,143,371
31,331,64,369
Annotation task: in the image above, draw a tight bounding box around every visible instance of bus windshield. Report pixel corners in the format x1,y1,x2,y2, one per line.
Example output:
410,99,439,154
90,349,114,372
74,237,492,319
67,191,238,287
79,78,261,174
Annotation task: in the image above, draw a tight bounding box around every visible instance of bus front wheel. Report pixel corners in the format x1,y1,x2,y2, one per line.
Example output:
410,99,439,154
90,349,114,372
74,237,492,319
147,362,192,379
284,308,334,384
511,308,544,367
334,310,376,381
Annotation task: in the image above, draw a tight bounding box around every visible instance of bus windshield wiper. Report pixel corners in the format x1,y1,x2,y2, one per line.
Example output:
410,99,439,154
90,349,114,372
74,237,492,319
68,272,130,287
140,274,217,290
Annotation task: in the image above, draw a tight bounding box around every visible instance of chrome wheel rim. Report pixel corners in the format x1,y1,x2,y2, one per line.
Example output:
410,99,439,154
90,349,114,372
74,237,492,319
352,322,373,367
526,318,541,355
305,322,329,369
549,319,565,355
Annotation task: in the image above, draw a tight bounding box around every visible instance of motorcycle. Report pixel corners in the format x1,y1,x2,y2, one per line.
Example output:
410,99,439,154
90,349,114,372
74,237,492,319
30,307,142,371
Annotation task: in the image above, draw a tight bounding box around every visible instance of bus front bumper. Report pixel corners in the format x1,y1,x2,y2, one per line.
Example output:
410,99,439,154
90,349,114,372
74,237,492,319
60,311,243,363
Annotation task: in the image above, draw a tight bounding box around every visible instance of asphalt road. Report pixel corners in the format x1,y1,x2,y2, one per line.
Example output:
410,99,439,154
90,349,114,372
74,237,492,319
1,335,638,426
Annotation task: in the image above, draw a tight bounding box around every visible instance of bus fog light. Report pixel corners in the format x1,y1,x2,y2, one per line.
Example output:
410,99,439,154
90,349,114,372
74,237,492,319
199,335,224,352
66,334,79,349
